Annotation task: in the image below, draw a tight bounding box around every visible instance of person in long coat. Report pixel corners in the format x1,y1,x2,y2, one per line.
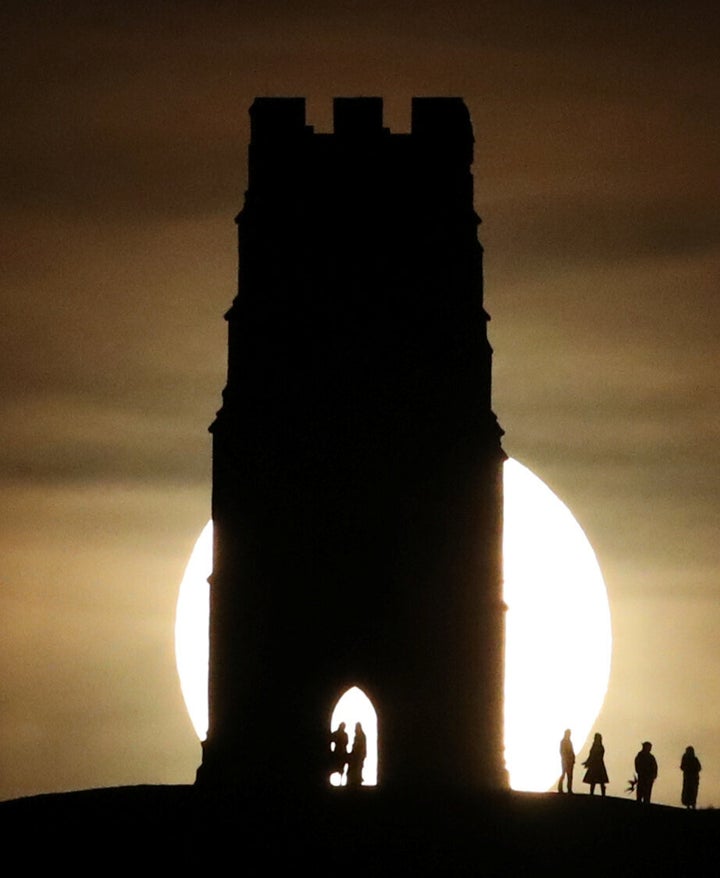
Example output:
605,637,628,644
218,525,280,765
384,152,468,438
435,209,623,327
582,732,609,796
680,745,701,809
346,722,367,787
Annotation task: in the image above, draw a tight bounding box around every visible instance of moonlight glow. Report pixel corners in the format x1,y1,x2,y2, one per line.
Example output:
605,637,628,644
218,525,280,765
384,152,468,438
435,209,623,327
174,519,211,743
503,459,612,791
330,686,378,786
175,459,612,791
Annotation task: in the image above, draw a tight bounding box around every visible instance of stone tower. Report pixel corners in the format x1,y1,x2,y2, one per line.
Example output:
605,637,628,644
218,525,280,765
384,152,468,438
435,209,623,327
197,97,507,792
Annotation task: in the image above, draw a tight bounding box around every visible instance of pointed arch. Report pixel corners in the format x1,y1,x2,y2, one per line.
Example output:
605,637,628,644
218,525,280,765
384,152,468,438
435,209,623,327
329,686,378,786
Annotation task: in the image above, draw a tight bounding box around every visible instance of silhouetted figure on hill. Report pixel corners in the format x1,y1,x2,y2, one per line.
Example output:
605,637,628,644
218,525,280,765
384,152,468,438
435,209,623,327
558,729,575,793
329,722,349,782
347,722,367,787
582,733,608,796
680,746,701,809
634,741,658,803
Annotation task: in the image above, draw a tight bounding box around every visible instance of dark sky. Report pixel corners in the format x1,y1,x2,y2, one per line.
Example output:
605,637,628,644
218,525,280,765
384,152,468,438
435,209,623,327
1,0,719,805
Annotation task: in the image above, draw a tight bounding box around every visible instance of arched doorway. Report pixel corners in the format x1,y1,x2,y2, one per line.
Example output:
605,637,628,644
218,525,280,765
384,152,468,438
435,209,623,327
329,686,378,786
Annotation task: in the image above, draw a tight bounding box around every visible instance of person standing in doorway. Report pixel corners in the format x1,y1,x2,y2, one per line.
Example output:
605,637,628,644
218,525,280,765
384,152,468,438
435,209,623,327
347,722,367,787
329,721,349,783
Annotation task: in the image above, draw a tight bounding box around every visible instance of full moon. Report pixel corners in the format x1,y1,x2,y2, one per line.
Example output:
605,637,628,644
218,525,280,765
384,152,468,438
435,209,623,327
502,459,612,790
175,458,612,791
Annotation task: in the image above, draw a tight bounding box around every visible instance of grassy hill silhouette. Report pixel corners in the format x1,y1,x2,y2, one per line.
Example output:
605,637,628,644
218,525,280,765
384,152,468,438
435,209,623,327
1,785,717,874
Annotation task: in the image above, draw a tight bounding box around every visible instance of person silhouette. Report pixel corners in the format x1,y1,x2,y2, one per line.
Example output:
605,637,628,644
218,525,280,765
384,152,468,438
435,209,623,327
558,729,575,793
329,721,349,782
634,741,658,803
680,745,701,809
346,722,367,787
582,732,608,796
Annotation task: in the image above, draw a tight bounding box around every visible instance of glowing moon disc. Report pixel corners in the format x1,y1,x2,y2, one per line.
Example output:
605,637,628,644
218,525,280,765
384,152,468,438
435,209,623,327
175,459,612,791
174,520,212,741
503,459,612,791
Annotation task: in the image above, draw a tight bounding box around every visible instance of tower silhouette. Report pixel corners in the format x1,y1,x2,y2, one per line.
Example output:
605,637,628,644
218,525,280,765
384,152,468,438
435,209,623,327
197,97,507,792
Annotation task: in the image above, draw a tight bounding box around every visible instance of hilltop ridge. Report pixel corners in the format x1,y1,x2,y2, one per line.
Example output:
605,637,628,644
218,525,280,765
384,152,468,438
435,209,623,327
2,785,717,874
